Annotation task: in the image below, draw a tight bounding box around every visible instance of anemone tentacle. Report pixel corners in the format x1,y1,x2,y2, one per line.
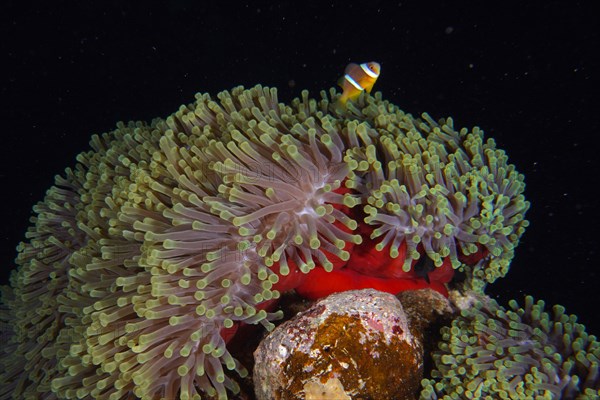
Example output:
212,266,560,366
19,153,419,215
421,293,600,399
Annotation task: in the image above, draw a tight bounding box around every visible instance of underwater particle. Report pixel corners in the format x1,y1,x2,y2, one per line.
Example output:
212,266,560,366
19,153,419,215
253,289,424,400
420,292,600,399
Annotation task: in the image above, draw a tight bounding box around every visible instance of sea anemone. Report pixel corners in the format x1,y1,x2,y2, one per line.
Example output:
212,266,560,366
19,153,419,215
0,85,529,399
0,166,85,398
340,106,529,290
420,292,600,399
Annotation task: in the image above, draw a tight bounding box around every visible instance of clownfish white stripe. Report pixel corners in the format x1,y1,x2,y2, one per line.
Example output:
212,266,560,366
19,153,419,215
344,74,363,90
360,63,379,78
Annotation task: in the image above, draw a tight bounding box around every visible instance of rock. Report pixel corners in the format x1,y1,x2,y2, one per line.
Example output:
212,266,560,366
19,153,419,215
253,289,423,400
396,288,454,336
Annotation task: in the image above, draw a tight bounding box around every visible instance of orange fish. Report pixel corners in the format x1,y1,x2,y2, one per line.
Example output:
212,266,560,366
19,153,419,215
337,61,381,106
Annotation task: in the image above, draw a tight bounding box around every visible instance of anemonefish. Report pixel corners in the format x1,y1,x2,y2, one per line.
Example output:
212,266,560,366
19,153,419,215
337,61,381,106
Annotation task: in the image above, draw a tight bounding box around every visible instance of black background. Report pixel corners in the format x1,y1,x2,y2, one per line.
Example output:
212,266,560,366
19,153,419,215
1,1,598,335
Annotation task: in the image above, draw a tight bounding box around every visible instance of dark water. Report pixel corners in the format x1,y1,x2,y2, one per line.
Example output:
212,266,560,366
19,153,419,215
1,1,597,337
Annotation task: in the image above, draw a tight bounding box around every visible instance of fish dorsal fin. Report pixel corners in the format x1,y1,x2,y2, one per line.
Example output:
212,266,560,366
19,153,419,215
344,63,359,74
338,63,360,88
338,63,358,89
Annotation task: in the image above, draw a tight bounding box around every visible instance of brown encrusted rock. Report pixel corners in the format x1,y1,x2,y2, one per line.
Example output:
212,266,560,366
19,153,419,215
253,289,423,400
396,288,454,336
